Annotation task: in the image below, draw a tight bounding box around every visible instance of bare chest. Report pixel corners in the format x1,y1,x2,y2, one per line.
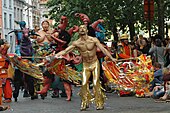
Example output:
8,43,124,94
77,41,96,52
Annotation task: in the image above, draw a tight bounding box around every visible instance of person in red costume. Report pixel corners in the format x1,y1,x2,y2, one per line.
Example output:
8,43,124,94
75,13,104,37
0,39,13,103
117,34,132,59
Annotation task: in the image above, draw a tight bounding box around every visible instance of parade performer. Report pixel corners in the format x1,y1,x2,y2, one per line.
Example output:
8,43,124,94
75,13,108,89
0,39,13,103
9,21,39,100
36,20,68,99
117,34,132,59
51,16,73,100
54,25,117,110
35,20,55,98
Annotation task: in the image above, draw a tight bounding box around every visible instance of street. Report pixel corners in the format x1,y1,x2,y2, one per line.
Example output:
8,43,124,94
2,87,170,113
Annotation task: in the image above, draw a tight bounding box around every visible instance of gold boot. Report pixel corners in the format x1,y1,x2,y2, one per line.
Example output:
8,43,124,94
96,103,104,110
80,102,87,111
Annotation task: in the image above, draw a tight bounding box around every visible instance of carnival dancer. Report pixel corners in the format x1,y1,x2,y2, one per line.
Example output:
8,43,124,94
54,25,117,110
34,20,54,99
0,39,13,103
35,20,67,99
117,34,132,59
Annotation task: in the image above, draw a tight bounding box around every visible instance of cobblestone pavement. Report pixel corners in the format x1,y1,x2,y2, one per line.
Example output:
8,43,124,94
1,87,170,113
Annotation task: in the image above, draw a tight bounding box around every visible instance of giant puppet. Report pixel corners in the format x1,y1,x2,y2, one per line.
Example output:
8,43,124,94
8,21,40,101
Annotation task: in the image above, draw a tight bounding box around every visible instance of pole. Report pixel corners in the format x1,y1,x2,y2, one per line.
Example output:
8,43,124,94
28,7,30,28
148,0,151,38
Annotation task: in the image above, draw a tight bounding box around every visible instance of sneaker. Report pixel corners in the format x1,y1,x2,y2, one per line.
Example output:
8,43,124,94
0,106,8,111
31,95,38,100
14,98,17,102
23,90,30,97
3,99,12,103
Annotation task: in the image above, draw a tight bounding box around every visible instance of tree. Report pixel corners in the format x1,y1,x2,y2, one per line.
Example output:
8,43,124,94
46,0,158,41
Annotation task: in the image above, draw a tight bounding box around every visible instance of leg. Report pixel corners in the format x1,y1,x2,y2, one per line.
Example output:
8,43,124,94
80,67,91,111
37,70,54,99
3,79,12,103
51,76,64,98
36,76,52,95
63,82,71,101
92,60,105,110
23,74,30,97
13,69,23,102
24,75,35,99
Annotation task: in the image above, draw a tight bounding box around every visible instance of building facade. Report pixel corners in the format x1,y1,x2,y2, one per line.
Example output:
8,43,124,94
14,0,25,29
2,0,15,52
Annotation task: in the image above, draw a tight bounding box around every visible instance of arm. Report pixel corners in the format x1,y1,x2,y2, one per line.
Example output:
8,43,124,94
55,42,76,58
95,38,116,62
51,32,66,44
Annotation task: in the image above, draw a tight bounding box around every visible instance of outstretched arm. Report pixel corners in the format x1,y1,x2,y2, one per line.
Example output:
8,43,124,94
95,38,117,62
55,42,76,58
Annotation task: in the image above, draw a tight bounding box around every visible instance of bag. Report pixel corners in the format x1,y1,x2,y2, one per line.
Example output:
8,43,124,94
7,64,15,79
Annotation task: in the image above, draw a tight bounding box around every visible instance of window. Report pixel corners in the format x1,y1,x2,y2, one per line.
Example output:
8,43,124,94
9,0,12,8
4,13,7,29
17,8,20,21
5,35,8,41
20,9,23,21
14,7,16,19
10,36,13,52
4,0,7,7
9,14,12,29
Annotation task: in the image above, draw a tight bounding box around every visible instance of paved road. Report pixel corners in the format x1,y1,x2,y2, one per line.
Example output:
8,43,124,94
2,87,170,113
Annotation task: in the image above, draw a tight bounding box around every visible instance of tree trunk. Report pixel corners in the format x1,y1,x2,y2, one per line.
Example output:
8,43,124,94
128,22,135,41
157,0,164,39
112,24,119,42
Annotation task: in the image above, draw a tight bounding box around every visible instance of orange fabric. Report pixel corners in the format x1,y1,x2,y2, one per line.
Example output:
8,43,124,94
3,79,12,99
118,43,131,59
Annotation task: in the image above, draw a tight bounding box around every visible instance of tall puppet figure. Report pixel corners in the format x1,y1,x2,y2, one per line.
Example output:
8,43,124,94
9,21,38,101
54,25,117,110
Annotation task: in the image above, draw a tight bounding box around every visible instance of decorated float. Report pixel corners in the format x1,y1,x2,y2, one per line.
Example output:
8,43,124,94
102,54,154,97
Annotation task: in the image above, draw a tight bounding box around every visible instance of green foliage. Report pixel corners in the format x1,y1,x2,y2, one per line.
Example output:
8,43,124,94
46,0,170,39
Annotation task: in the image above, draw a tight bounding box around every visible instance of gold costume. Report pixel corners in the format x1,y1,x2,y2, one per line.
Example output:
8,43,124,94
79,59,105,110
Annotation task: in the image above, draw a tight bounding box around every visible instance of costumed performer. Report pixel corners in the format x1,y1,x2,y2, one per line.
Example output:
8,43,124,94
0,39,13,103
54,25,117,110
